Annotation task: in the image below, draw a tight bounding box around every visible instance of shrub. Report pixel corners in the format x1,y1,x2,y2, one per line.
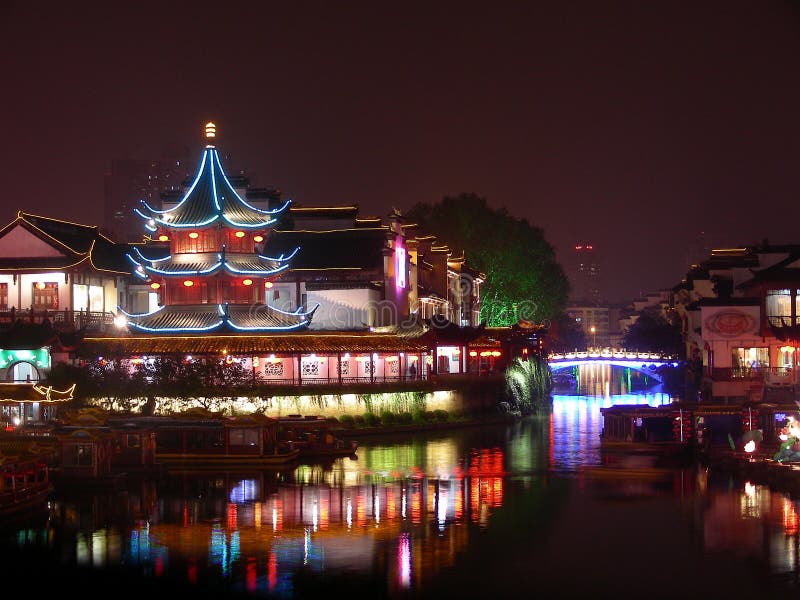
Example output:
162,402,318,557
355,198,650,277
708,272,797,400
352,414,365,427
397,411,413,424
411,409,427,424
433,409,449,422
380,410,397,424
363,412,381,427
338,414,355,426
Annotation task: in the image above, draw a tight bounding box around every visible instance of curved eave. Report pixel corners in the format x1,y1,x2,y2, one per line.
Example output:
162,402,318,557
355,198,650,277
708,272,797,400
122,303,314,334
134,148,292,229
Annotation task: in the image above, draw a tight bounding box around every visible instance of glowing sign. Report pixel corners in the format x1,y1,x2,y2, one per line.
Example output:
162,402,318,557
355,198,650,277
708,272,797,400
395,242,406,289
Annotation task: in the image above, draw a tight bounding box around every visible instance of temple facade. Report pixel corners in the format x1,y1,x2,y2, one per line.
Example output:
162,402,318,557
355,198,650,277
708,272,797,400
122,122,316,334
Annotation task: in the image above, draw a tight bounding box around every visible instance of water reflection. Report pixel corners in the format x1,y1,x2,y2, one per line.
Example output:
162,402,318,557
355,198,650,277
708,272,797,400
7,373,800,596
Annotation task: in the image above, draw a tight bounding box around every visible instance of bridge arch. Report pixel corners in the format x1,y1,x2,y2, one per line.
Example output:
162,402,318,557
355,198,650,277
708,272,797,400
548,351,680,383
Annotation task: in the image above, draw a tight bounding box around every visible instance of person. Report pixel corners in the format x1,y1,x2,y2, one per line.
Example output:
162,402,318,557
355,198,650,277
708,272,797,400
408,363,417,378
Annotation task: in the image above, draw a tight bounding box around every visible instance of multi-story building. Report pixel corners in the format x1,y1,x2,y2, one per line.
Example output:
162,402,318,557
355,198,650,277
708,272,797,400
0,211,132,382
103,146,194,243
569,242,601,305
673,243,800,402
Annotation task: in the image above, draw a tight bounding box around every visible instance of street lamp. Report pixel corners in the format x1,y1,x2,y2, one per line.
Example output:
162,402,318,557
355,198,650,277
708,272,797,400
590,325,596,348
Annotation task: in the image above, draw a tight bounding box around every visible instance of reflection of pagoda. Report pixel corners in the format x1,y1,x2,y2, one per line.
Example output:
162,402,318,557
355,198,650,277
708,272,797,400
122,122,316,333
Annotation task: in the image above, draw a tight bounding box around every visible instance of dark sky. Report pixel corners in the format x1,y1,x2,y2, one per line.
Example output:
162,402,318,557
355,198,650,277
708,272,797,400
3,1,800,303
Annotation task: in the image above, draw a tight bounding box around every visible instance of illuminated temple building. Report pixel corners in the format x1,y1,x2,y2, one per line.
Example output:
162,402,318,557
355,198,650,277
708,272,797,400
123,121,316,334
0,123,545,423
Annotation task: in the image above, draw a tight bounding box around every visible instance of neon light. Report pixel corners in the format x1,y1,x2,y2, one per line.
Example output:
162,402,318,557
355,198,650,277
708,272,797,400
221,215,277,228
212,150,293,215
131,247,171,263
139,150,209,215
395,242,406,289
224,262,288,276
258,247,300,262
211,151,221,211
118,305,166,318
145,261,222,276
227,320,309,332
128,321,225,333
154,214,219,228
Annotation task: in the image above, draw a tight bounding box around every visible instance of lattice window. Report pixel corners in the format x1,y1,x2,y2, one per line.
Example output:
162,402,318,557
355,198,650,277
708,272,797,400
264,362,284,376
340,361,350,376
362,360,375,376
389,360,400,374
302,361,320,376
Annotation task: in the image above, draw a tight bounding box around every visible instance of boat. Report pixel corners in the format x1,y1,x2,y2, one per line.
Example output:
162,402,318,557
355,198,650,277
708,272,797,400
137,412,302,468
0,441,52,518
277,415,358,459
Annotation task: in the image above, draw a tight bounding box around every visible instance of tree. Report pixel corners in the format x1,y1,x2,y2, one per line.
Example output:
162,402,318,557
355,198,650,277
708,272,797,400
546,313,587,352
405,193,569,326
621,307,684,356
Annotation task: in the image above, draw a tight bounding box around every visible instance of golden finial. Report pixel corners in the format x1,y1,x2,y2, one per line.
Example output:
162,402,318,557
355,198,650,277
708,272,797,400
204,121,217,144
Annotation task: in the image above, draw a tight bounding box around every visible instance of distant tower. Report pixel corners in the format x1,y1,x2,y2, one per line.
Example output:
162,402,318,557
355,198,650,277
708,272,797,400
570,242,601,305
686,230,713,268
103,146,193,243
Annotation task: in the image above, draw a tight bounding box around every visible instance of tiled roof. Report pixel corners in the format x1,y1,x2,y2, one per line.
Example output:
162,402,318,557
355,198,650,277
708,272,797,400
134,148,288,228
122,303,314,333
78,332,430,356
0,213,131,274
264,228,387,270
129,252,286,277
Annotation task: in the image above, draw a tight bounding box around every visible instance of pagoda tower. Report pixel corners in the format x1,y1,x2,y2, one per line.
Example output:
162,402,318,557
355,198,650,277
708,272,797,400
122,122,316,333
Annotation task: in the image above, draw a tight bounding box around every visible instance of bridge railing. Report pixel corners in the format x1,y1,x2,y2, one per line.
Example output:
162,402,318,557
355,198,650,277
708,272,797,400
548,348,678,362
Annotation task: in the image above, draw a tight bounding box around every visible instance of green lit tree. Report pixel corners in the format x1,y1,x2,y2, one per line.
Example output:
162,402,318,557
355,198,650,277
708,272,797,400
405,193,569,326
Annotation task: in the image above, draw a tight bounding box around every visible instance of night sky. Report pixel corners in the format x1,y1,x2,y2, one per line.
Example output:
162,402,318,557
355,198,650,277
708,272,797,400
3,1,800,304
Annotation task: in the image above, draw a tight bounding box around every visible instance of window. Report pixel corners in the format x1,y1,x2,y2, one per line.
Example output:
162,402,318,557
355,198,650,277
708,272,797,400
32,282,58,310
766,289,792,326
72,284,88,310
0,282,6,310
731,347,768,377
89,285,104,311
63,444,94,467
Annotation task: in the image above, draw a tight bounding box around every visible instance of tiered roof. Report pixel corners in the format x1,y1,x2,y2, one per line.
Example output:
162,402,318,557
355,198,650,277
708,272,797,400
121,123,315,333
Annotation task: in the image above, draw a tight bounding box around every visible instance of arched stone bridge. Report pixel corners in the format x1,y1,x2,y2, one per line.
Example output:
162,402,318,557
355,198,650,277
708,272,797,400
548,349,680,383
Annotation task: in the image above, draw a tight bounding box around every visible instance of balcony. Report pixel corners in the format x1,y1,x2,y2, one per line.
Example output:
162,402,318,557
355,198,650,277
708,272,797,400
0,308,116,333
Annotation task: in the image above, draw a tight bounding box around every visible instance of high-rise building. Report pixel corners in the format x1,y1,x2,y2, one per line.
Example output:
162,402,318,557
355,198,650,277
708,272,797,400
570,242,601,305
103,145,193,243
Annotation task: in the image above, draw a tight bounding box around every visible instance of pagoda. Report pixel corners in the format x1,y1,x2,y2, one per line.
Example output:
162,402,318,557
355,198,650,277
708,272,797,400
121,122,316,333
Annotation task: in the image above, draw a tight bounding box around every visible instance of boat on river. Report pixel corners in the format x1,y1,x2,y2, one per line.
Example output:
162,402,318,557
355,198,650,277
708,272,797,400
0,441,52,517
277,415,358,459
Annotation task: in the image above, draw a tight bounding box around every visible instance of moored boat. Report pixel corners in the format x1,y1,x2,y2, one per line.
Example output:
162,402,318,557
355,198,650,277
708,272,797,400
0,442,52,518
277,415,358,459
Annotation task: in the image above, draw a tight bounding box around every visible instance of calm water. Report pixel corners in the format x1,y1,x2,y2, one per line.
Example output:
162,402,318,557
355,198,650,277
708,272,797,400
3,366,799,598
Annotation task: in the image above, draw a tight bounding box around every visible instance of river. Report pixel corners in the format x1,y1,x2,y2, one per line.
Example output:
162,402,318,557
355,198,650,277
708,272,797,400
2,366,798,598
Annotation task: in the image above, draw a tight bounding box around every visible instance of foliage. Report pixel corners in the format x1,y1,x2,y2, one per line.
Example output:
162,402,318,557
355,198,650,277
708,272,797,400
432,409,449,422
338,414,355,426
405,193,569,325
363,413,380,427
621,307,684,356
505,356,551,414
